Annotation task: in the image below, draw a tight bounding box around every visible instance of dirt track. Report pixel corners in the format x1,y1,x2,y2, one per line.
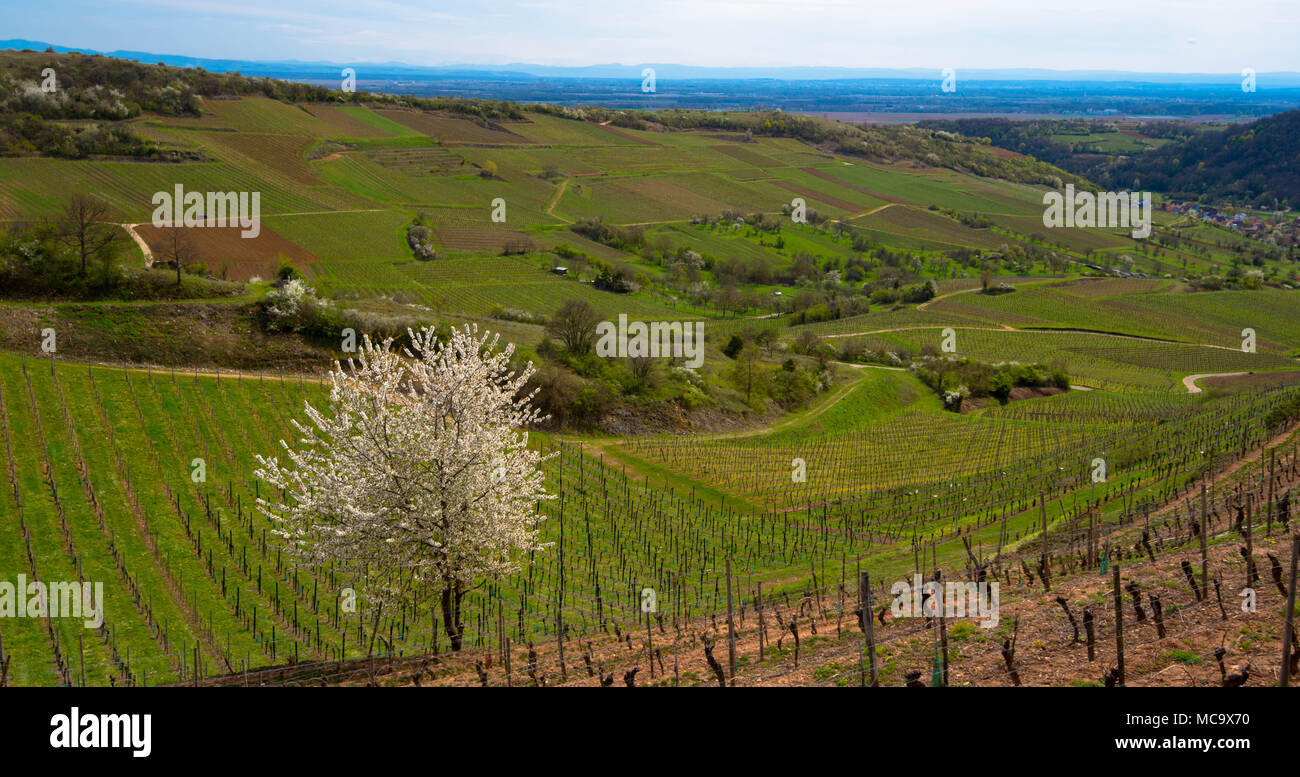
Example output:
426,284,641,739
1183,372,1248,393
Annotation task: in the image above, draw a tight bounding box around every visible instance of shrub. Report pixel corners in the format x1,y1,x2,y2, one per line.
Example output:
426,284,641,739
989,371,1013,403
572,218,645,252
900,279,938,303
261,279,330,333
407,223,437,260
275,256,302,281
490,305,546,325
942,385,970,412
1264,394,1300,429
914,357,1065,411
769,365,816,410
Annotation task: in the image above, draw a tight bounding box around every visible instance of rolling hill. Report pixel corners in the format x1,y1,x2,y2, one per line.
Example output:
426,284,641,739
2,51,1300,690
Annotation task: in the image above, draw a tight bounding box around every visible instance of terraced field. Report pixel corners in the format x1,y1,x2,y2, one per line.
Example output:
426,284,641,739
0,157,335,221
822,328,1296,391
5,334,1296,687
926,282,1300,353
4,88,1300,690
15,10,1300,705
135,223,320,281
5,93,1290,344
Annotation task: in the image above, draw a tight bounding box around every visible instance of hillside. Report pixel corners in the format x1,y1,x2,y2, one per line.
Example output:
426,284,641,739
925,112,1300,209
3,49,1300,692
0,49,523,158
2,52,1299,435
1,335,1298,687
0,51,1124,433
916,117,1199,182
1099,110,1300,207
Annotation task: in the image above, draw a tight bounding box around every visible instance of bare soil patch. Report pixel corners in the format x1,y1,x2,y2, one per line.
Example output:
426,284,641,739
135,223,319,281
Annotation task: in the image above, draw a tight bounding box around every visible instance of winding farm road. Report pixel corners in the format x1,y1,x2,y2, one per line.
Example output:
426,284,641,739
820,322,1245,354
1182,372,1248,393
915,285,981,311
546,179,573,223
119,223,154,265
843,202,898,221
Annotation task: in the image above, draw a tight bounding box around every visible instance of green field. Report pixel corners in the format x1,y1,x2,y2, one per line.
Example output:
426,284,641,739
4,84,1300,688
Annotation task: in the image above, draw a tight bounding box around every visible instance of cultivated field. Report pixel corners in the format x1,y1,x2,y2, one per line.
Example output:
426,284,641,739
2,88,1299,688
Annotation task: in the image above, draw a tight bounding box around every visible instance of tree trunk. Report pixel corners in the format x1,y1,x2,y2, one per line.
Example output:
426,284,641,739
441,581,465,652
366,602,384,657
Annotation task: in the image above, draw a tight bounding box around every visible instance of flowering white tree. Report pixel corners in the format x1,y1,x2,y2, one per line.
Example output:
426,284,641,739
255,324,553,653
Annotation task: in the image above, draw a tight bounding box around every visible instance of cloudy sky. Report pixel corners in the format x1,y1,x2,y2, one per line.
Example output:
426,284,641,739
11,0,1298,71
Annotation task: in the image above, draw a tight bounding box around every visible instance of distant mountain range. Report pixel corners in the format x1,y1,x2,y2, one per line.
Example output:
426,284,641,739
7,40,1300,119
7,39,1300,86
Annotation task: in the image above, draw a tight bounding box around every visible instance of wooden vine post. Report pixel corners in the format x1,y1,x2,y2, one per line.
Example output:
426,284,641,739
935,569,949,687
1200,483,1209,597
1245,498,1255,590
1268,449,1276,535
1112,563,1124,687
860,570,877,687
1040,495,1051,592
725,556,736,686
1282,535,1299,688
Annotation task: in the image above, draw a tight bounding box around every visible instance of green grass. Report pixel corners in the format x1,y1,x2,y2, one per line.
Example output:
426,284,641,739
4,93,1300,686
333,106,425,137
1,340,1296,685
3,94,1295,336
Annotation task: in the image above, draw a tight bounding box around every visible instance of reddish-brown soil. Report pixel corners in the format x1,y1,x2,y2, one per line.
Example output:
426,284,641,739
135,223,319,281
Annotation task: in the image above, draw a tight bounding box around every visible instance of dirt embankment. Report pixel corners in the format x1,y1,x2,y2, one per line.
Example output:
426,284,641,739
0,300,335,373
959,385,1066,413
596,401,777,436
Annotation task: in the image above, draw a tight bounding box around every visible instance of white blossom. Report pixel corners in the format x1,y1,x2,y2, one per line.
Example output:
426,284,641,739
254,324,553,650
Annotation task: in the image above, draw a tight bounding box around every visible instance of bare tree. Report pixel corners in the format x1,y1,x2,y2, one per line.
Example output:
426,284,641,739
546,299,602,355
728,343,761,403
157,227,199,286
56,194,120,276
627,356,656,387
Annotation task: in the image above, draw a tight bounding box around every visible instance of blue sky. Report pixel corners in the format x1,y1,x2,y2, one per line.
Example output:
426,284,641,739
10,0,1298,71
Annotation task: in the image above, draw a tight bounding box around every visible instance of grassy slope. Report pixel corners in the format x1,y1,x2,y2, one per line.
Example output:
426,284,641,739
3,81,1300,684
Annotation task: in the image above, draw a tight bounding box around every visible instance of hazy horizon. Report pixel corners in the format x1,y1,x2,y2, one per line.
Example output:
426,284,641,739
9,0,1298,72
